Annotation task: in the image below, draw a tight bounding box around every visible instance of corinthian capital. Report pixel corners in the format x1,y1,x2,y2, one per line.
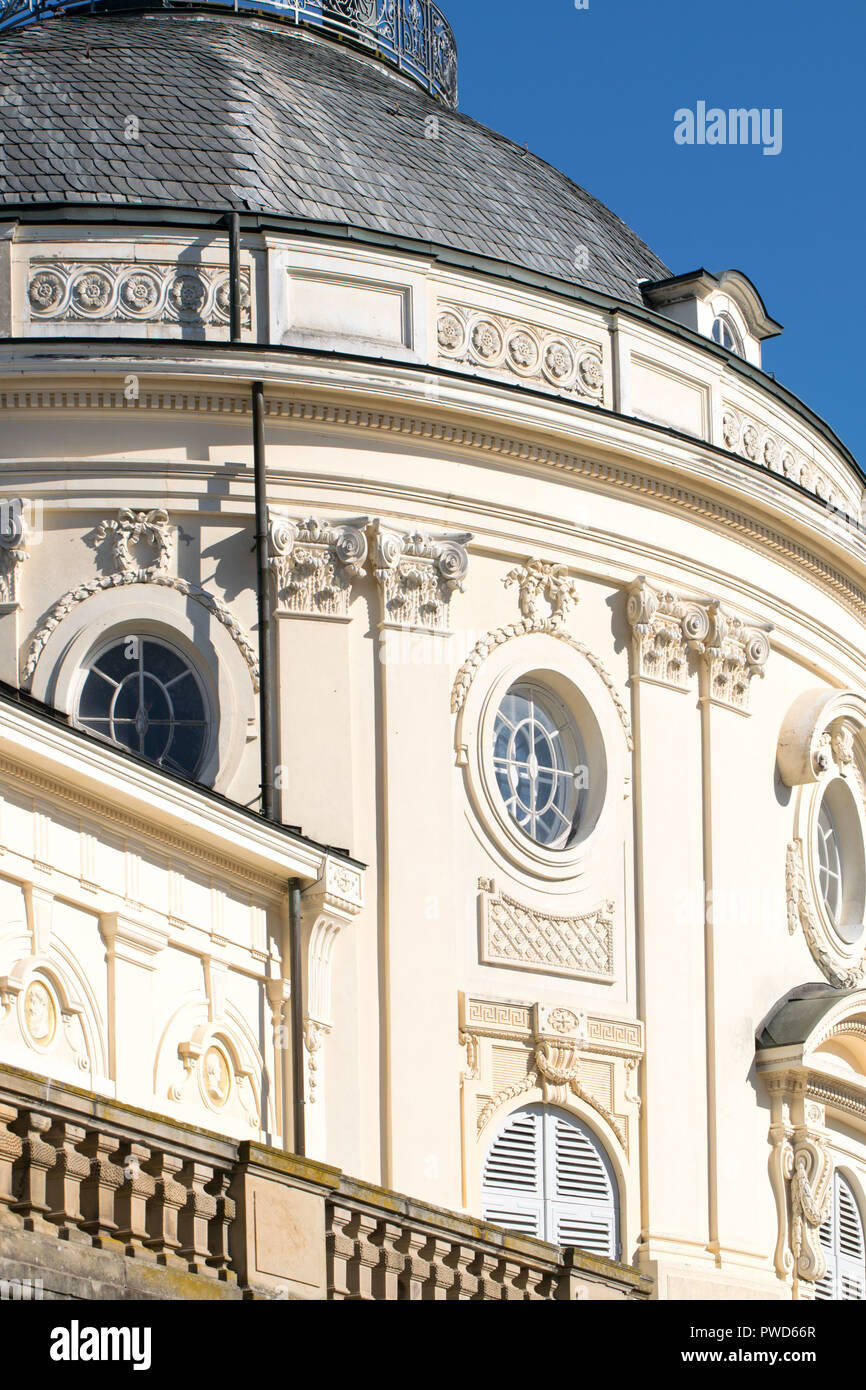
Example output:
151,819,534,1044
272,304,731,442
370,521,472,632
268,511,369,618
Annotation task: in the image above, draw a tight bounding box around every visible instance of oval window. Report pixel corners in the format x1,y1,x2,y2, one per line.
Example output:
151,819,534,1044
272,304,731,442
77,635,209,779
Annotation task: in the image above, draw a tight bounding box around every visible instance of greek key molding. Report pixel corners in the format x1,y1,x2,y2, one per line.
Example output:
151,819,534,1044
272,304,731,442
721,404,854,515
27,260,251,327
437,302,605,404
462,993,641,1152
461,996,643,1058
268,511,369,618
479,879,614,981
626,576,770,710
371,520,471,632
21,572,259,693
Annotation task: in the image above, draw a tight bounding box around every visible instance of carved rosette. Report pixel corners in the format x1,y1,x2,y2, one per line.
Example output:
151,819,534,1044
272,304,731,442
27,260,252,328
371,521,471,632
719,403,851,514
626,577,770,710
268,511,369,619
436,303,605,404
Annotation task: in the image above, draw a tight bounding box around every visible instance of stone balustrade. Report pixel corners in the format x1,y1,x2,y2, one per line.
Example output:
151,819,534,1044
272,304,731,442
0,1064,649,1301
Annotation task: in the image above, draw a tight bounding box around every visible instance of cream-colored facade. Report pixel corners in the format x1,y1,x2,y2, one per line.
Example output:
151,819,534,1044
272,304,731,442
1,5,865,1304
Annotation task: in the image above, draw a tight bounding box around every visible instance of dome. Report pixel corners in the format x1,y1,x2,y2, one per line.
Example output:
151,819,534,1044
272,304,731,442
0,8,670,304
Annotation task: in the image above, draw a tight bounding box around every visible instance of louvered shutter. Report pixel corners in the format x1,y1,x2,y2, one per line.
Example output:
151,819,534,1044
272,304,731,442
547,1111,619,1259
814,1172,865,1301
481,1107,544,1236
837,1176,866,1299
814,1208,835,1301
482,1104,619,1257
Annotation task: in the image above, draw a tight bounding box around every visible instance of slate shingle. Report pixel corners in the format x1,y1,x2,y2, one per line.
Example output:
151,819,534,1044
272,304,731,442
0,13,670,303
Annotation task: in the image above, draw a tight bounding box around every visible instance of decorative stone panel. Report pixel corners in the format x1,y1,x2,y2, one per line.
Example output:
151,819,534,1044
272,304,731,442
626,576,771,710
720,404,856,516
268,512,369,619
478,879,614,982
437,302,605,404
370,521,471,632
460,993,643,1156
27,259,251,327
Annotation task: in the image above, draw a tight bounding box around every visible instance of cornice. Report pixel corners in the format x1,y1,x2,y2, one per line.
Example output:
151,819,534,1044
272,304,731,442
1,372,866,627
0,699,341,889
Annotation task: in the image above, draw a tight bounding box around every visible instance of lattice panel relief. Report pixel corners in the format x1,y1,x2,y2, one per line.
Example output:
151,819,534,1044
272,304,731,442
479,880,614,982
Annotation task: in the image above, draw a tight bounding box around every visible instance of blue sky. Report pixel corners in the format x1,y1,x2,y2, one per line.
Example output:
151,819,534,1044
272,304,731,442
446,0,864,467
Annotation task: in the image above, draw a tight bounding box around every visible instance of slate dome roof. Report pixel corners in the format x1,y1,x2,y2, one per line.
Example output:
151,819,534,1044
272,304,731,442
0,10,671,305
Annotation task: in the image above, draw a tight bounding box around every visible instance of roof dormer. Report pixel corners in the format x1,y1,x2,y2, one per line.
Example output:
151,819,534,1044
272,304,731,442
641,268,782,368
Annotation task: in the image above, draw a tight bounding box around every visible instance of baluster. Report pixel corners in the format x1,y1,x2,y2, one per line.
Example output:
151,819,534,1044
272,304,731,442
445,1243,478,1300
10,1111,56,1232
0,1102,22,1226
349,1212,379,1301
112,1141,157,1260
525,1265,556,1300
206,1169,236,1281
177,1160,218,1275
79,1130,125,1248
468,1249,501,1300
396,1227,429,1300
143,1151,187,1265
327,1204,357,1299
44,1120,90,1243
419,1236,455,1300
371,1220,404,1300
497,1257,525,1300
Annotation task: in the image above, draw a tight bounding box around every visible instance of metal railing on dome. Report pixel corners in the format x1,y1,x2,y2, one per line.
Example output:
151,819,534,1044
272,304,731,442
0,0,458,106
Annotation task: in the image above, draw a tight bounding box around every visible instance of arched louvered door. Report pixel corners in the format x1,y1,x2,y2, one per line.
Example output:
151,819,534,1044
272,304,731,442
815,1171,866,1300
481,1104,620,1258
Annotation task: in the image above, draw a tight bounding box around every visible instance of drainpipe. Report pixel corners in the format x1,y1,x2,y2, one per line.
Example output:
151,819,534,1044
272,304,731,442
227,211,242,344
252,379,305,1152
288,878,306,1157
252,381,274,822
